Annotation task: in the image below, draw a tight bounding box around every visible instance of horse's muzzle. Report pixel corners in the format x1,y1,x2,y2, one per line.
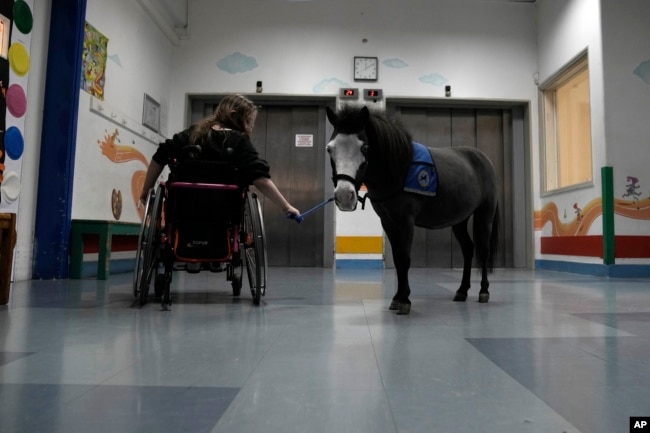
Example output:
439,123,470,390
334,183,358,211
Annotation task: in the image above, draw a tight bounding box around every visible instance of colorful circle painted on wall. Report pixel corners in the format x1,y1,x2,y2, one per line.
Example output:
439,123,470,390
8,42,30,76
6,84,27,118
1,172,20,204
4,126,24,160
13,0,34,34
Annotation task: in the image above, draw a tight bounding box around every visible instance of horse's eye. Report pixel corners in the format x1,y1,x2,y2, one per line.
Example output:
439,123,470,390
360,144,369,155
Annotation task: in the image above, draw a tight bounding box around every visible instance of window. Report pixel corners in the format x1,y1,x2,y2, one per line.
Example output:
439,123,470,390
541,52,592,193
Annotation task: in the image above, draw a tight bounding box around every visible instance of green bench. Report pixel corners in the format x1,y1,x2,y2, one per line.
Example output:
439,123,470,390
69,219,141,280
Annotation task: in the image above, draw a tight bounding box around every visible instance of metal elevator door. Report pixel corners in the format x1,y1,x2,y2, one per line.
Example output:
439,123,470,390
189,99,330,267
388,106,514,269
252,105,328,266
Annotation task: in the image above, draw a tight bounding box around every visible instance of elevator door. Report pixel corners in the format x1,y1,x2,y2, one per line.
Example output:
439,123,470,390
253,105,328,266
387,106,514,268
190,99,330,266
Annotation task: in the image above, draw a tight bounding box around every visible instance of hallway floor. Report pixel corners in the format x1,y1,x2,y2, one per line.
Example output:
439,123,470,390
1,267,649,433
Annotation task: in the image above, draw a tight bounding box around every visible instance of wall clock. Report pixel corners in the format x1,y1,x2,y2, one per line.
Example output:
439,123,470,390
354,56,378,82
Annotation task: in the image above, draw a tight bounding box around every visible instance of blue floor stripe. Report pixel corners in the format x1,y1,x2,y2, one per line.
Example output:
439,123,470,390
536,259,650,277
335,259,384,269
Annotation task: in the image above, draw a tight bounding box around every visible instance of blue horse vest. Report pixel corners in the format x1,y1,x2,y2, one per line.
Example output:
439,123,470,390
404,142,438,196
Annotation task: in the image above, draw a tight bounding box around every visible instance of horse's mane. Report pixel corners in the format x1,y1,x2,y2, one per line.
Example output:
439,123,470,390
338,105,413,183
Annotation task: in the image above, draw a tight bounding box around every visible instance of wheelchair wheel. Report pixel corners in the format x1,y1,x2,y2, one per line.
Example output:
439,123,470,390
135,184,164,306
242,192,267,304
133,188,154,298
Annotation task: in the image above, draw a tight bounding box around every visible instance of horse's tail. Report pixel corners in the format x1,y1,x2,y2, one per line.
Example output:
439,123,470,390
487,204,500,273
474,203,499,274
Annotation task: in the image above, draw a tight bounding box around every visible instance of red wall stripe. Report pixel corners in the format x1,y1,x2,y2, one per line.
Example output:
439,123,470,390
541,236,650,258
82,235,138,254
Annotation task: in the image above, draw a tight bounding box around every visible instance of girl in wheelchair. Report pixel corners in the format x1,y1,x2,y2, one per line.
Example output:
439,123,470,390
135,94,298,305
139,93,299,218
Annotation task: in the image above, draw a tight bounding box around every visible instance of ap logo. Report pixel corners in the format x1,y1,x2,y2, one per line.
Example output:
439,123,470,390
631,417,650,431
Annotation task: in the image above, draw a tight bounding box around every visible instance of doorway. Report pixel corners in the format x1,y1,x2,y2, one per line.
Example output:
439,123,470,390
189,96,335,267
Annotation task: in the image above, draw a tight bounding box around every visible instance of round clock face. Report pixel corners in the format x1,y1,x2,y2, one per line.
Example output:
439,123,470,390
354,57,378,81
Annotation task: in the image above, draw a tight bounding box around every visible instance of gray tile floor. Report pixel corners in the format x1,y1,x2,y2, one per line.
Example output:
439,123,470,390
1,267,649,433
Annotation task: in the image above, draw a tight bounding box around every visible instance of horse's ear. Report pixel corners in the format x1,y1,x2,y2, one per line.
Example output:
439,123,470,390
326,106,338,126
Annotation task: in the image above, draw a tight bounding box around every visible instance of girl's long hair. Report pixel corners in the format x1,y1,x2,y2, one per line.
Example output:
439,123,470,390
190,94,258,144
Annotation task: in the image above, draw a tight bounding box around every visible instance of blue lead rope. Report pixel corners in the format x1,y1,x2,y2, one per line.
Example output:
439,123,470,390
287,197,334,223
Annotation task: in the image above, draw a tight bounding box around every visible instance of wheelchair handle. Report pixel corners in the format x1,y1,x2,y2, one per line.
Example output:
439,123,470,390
287,197,334,224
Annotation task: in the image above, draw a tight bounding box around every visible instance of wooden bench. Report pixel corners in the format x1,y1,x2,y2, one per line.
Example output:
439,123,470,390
0,213,17,305
69,219,140,280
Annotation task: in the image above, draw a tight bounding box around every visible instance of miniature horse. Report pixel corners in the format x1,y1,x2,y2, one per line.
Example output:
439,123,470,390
326,105,499,314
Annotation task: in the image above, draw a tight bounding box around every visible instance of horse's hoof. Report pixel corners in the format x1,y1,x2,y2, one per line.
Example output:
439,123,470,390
396,303,411,315
453,293,467,302
389,301,398,311
478,293,490,303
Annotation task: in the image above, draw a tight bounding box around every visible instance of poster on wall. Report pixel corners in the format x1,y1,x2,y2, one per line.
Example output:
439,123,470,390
0,0,34,213
81,21,108,100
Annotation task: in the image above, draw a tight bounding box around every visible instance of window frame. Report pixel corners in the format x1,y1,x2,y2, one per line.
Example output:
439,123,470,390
539,50,594,196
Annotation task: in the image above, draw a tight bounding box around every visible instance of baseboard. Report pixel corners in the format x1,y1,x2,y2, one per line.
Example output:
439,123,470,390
535,260,650,278
81,259,136,278
335,259,384,269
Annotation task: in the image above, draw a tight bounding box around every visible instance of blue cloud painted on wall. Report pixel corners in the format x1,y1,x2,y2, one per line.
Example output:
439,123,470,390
313,78,350,94
419,73,448,86
633,60,650,85
383,58,408,68
217,52,258,74
108,54,122,68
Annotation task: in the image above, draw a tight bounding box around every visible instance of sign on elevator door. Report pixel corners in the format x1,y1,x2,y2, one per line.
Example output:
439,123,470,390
295,134,313,147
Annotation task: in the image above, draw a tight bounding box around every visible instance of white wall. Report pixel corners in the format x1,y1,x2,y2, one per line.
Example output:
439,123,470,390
14,0,541,279
12,0,646,279
72,0,175,223
536,0,650,266
601,0,650,240
167,0,539,252
13,0,175,280
535,0,606,263
167,0,538,134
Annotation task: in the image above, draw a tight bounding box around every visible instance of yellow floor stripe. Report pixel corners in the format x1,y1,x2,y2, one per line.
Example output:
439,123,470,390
336,236,383,254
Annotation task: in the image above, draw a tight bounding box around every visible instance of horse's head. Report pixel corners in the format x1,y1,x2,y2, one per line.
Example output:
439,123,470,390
325,105,370,211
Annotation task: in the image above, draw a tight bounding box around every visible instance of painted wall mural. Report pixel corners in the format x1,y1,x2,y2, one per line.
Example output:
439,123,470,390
98,128,149,221
313,77,349,94
419,72,448,86
534,196,650,235
0,0,34,213
534,176,650,258
383,58,408,69
633,59,650,85
217,52,258,74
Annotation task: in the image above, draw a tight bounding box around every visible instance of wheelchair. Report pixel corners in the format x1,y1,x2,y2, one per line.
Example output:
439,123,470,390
133,158,267,309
